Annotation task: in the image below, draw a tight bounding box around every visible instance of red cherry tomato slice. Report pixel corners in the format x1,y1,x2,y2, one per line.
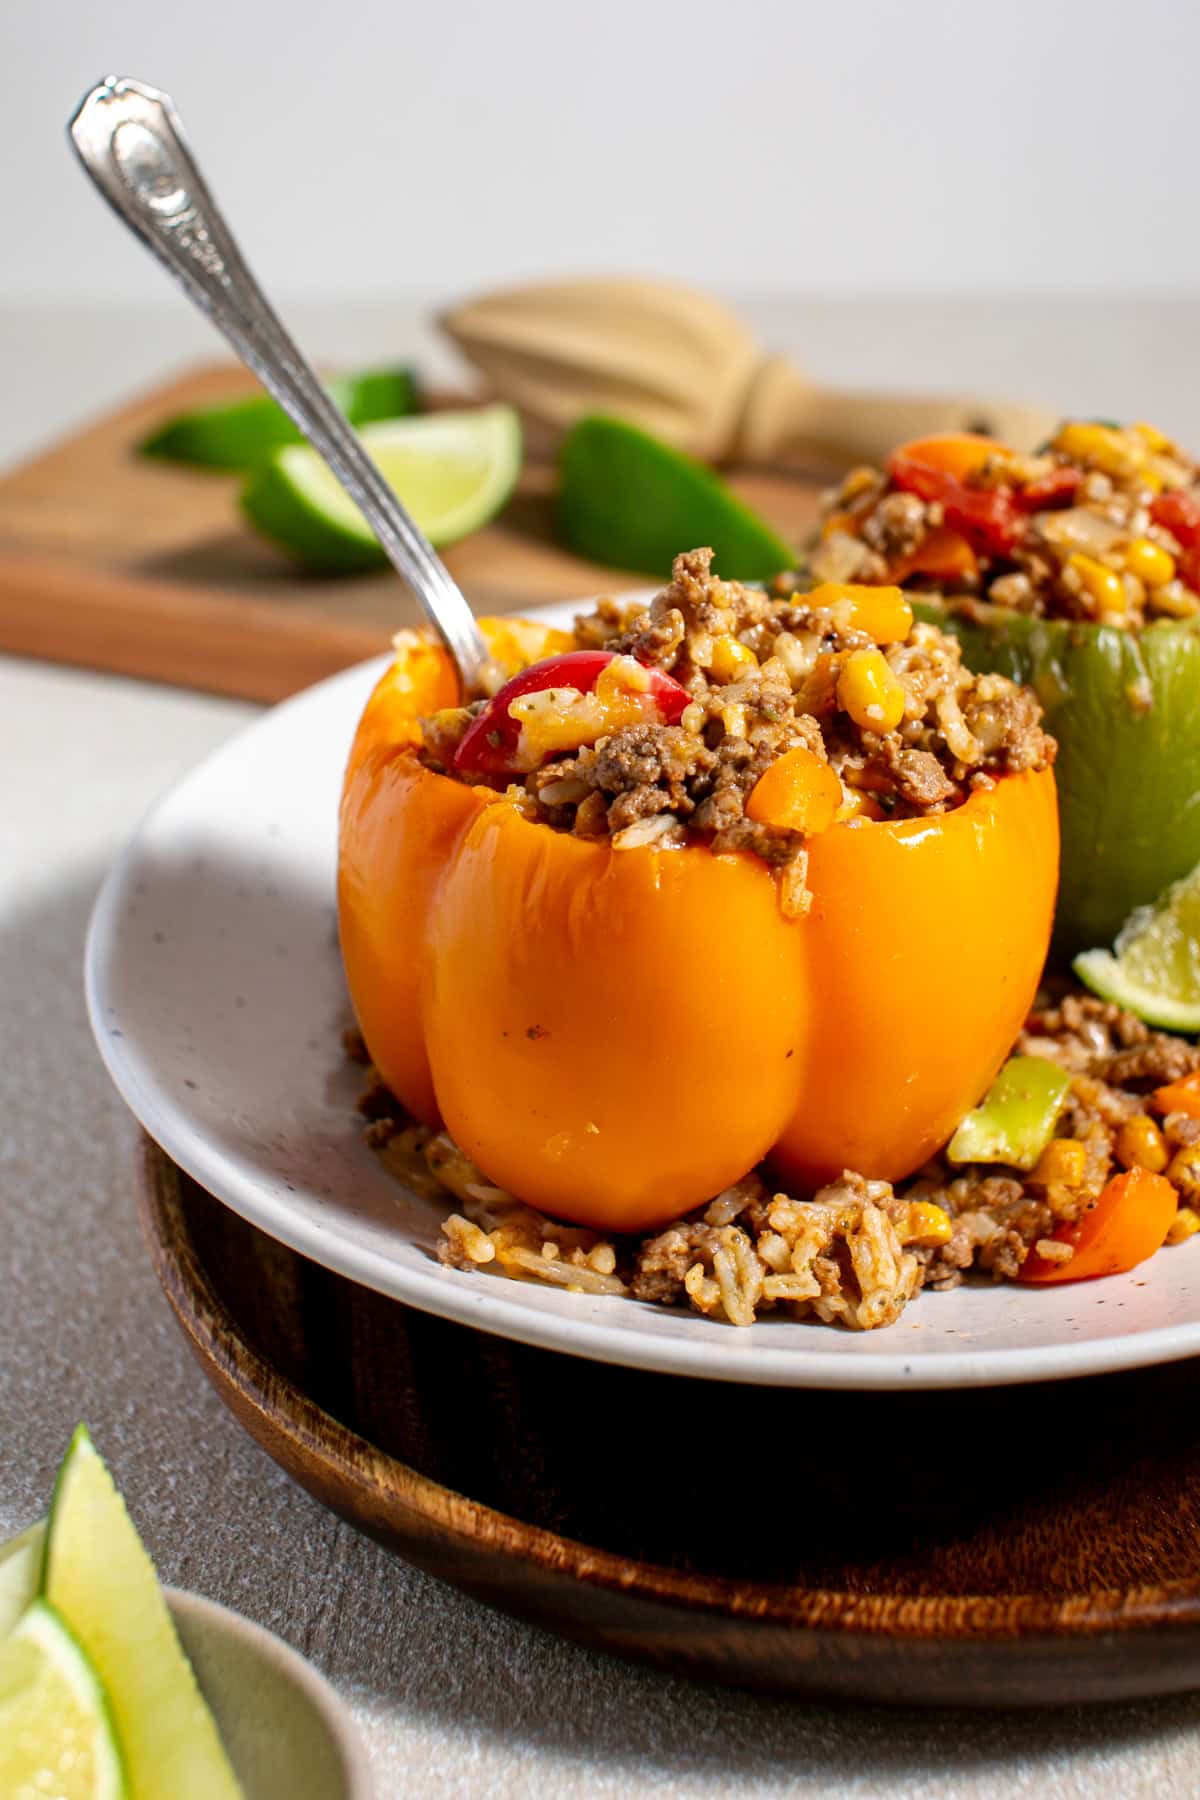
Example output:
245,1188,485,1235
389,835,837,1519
452,650,690,775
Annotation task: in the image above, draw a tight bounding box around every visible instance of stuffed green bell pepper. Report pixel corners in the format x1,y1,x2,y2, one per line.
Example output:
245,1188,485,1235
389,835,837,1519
804,420,1200,957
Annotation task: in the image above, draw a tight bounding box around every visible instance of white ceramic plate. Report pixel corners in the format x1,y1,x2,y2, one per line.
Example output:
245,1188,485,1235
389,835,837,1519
86,603,1200,1389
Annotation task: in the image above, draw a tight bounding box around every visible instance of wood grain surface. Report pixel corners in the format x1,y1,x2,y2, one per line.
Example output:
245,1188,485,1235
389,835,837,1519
0,366,826,703
137,1134,1200,1707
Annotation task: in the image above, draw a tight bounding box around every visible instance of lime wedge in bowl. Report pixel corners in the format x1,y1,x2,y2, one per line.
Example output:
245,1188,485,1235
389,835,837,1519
141,365,418,469
0,1599,127,1800
557,413,794,580
43,1426,243,1799
242,403,522,572
1075,860,1200,1031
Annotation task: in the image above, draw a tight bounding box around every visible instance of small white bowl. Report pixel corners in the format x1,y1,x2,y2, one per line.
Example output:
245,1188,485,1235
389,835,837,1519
168,1588,371,1800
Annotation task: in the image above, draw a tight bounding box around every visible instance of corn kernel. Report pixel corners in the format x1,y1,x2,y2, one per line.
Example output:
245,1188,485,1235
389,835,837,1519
1167,1207,1200,1245
1032,1138,1087,1187
837,648,906,733
1067,552,1127,614
1168,1147,1200,1200
1124,537,1176,587
1054,421,1142,477
898,1201,954,1248
1147,580,1200,619
708,634,758,683
596,654,650,697
1115,1113,1169,1174
840,466,881,503
1133,421,1172,451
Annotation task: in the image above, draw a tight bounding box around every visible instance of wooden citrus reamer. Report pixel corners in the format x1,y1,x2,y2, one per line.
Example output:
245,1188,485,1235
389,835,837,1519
442,278,1057,468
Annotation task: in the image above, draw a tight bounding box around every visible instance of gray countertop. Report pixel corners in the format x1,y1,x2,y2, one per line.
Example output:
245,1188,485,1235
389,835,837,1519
4,297,1200,1796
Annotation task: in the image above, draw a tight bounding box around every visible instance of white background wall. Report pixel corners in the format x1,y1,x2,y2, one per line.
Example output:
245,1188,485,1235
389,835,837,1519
5,0,1200,306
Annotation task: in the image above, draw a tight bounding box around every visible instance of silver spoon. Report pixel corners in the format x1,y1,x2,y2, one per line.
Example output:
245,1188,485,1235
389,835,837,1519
68,75,492,697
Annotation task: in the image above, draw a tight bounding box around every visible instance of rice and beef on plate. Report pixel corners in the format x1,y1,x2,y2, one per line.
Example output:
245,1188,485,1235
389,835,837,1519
354,988,1200,1332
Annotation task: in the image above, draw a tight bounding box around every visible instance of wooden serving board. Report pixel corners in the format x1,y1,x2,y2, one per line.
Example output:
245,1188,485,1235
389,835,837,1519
140,1135,1200,1708
0,365,827,704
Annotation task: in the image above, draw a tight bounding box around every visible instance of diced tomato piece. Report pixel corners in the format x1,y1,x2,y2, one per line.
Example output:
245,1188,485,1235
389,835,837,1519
1016,467,1083,510
1151,489,1200,549
888,452,1023,558
1149,491,1200,593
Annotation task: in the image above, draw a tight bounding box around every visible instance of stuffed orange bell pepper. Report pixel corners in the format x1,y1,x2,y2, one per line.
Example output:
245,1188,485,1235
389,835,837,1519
339,559,1058,1235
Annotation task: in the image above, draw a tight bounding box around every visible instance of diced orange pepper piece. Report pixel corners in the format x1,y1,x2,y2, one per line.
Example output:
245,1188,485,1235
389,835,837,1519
1018,1166,1178,1284
1151,1071,1200,1119
889,526,980,585
888,433,999,482
806,583,914,645
746,746,842,834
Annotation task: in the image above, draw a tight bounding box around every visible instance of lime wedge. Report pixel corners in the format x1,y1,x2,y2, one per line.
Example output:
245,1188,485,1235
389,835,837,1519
1075,860,1200,1030
43,1426,243,1800
0,1519,45,1638
0,1599,127,1799
557,414,794,580
140,365,418,469
241,404,522,572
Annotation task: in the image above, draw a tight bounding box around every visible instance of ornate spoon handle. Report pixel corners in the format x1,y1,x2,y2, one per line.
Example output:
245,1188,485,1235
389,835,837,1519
69,75,491,695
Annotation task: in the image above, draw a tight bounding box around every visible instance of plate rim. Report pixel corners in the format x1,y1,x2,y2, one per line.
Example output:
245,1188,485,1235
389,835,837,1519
85,633,1200,1392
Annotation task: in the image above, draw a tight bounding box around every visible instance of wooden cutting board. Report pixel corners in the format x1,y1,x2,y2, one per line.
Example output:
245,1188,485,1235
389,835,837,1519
0,364,828,704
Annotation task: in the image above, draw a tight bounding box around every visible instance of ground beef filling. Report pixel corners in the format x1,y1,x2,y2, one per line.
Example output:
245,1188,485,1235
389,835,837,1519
810,420,1200,628
417,549,1054,914
350,989,1200,1333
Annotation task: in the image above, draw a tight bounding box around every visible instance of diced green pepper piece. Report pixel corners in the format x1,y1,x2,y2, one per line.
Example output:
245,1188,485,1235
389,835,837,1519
947,1056,1072,1170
